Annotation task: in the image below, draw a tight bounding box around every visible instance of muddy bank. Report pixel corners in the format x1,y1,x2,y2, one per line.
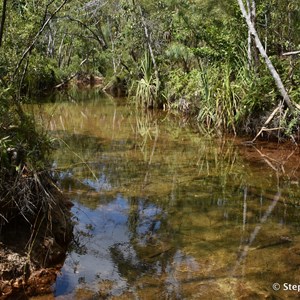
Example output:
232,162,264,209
237,139,300,179
54,72,104,90
0,174,73,300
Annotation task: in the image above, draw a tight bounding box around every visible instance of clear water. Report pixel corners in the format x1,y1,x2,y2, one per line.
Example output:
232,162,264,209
33,88,300,299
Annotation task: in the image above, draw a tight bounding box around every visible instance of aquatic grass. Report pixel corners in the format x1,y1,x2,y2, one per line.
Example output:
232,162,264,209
163,54,254,135
58,137,98,181
215,62,238,134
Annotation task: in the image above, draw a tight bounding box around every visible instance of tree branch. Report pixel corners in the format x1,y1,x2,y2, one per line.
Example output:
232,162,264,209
282,50,300,56
66,16,108,50
13,0,69,79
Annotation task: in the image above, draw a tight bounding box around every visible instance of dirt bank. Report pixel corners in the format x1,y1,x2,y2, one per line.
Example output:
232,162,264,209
0,173,73,300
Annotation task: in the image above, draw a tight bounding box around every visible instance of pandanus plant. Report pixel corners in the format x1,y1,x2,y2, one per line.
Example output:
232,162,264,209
135,51,159,108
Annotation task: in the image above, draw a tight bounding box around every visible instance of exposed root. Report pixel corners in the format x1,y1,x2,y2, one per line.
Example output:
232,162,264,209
0,168,73,299
0,168,55,228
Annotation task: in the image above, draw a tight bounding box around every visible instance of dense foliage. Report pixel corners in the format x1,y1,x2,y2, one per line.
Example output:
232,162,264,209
0,0,300,175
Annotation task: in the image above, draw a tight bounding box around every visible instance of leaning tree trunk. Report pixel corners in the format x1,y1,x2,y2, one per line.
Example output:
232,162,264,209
237,0,294,111
0,0,7,47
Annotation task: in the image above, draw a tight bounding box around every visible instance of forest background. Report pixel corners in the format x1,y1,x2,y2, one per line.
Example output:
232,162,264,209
0,0,300,184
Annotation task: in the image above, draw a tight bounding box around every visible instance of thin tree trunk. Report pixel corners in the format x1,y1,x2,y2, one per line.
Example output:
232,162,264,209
0,0,8,47
107,17,116,74
47,25,55,57
13,0,69,78
237,0,294,110
58,33,66,68
66,41,73,67
138,5,159,80
246,0,259,70
250,0,259,67
264,13,268,52
137,4,160,107
246,0,252,68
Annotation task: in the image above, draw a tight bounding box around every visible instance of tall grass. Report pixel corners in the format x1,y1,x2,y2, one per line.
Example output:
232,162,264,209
0,93,55,230
197,58,263,135
135,51,159,108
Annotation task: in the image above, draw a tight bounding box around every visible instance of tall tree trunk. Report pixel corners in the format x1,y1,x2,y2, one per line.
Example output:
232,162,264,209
246,0,252,68
58,33,66,68
107,17,116,74
138,5,159,84
264,13,268,52
0,0,7,47
246,0,259,69
237,0,294,111
250,0,259,68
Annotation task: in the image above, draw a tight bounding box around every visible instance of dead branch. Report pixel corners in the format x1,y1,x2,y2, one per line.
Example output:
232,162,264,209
54,57,87,89
263,104,282,126
249,127,284,144
282,50,300,56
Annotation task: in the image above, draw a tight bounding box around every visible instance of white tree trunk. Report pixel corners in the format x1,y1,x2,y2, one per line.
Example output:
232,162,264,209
237,0,294,110
246,0,252,68
138,5,158,74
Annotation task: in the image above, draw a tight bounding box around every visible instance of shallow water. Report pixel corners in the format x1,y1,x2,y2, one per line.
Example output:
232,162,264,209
33,89,300,299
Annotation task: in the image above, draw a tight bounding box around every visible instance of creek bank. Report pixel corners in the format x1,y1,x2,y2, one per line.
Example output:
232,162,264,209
0,172,73,300
55,72,104,90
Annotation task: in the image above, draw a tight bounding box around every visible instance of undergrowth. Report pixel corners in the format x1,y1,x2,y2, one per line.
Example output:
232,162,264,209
0,92,56,232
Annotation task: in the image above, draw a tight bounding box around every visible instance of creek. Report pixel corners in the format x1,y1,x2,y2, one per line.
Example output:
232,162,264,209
31,88,300,299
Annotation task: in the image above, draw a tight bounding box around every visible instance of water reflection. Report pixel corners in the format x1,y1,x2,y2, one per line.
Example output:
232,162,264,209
32,89,300,299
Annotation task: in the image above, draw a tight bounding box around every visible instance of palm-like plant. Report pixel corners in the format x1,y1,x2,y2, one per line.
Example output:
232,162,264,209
135,51,159,108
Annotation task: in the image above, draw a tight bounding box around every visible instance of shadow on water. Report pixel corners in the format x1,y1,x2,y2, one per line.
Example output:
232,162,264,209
30,88,300,299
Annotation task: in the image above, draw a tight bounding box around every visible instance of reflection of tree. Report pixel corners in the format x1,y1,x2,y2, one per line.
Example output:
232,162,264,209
110,242,150,283
234,191,281,274
35,93,300,297
110,195,179,293
127,197,139,241
69,215,94,256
